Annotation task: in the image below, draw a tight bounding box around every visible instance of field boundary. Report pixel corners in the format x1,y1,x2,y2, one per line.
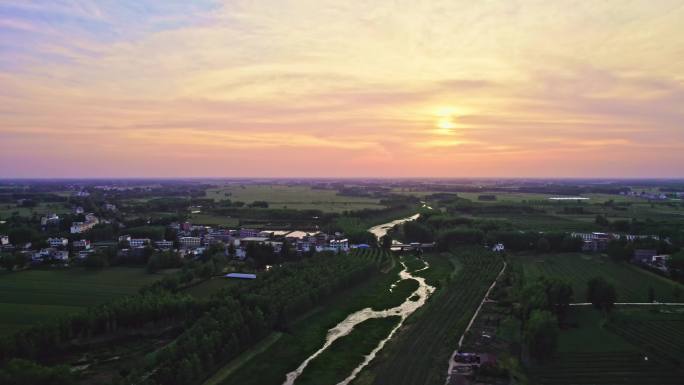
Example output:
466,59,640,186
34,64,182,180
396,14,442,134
445,259,507,384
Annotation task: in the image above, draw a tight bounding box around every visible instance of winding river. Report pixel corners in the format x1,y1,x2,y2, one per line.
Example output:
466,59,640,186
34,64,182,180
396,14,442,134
283,213,432,385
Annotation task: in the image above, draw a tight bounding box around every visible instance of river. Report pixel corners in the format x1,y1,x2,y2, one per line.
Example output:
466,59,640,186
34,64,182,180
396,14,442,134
367,213,420,239
282,213,432,385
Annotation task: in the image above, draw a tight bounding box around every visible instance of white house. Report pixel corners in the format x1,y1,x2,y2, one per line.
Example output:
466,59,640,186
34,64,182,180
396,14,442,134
48,237,69,248
179,236,201,249
492,243,505,252
328,239,349,253
0,235,9,246
155,240,174,249
77,249,94,259
129,238,151,247
72,239,91,250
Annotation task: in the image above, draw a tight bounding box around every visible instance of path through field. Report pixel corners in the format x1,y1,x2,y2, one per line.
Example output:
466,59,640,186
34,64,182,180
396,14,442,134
444,260,507,385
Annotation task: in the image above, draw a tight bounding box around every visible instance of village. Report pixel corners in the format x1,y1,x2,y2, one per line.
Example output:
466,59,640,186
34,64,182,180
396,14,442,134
0,212,359,266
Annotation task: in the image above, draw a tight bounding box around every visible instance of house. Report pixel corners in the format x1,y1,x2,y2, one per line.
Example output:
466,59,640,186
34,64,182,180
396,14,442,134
103,203,117,211
573,232,612,252
41,213,60,226
32,248,69,262
492,243,505,252
47,237,68,248
633,249,657,264
70,213,99,234
129,238,151,247
74,206,85,214
77,249,94,259
0,235,9,246
239,228,260,238
118,234,132,243
155,240,174,249
179,236,201,249
72,239,91,250
224,273,257,279
328,238,349,253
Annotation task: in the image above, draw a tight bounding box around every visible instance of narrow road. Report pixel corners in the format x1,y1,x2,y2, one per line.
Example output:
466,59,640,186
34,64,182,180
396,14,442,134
444,260,507,385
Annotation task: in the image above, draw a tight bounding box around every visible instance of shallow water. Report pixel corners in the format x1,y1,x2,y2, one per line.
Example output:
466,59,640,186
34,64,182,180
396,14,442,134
367,213,420,239
282,260,435,385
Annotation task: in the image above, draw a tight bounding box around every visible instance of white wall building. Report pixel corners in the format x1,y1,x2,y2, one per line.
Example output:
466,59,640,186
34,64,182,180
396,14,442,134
47,237,68,248
179,237,201,249
129,238,151,247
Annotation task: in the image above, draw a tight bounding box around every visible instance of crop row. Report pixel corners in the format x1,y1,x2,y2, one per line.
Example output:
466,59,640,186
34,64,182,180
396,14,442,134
367,249,504,385
607,319,684,366
519,254,680,302
530,352,683,385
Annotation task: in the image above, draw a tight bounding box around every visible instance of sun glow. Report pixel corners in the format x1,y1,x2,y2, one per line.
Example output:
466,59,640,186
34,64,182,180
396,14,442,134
435,106,458,132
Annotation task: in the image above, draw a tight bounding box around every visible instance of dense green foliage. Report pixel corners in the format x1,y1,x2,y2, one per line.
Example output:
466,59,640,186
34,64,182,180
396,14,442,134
515,253,683,302
368,248,503,385
586,277,617,311
136,250,381,385
525,310,559,361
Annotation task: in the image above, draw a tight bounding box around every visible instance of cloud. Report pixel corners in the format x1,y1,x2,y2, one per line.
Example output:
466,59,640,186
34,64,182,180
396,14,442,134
0,0,683,177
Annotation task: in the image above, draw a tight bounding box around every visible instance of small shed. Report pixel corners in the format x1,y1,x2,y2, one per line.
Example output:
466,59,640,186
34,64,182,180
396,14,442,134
224,273,257,279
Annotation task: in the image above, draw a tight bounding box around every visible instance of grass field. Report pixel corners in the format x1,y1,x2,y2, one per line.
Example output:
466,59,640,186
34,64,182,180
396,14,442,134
529,307,684,385
187,212,240,227
219,250,415,385
206,185,383,213
0,202,71,219
353,249,503,385
514,253,684,302
0,267,172,336
184,277,240,298
607,306,684,367
296,317,401,385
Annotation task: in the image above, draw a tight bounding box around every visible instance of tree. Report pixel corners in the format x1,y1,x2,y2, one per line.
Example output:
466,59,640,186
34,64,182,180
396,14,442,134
402,221,433,243
84,252,108,269
524,310,559,361
673,285,683,302
560,235,583,252
147,254,161,273
380,235,393,250
1,254,16,271
545,278,574,323
587,277,617,312
227,242,236,259
607,239,633,261
668,252,684,281
536,238,551,253
0,359,74,385
346,230,376,246
648,286,655,303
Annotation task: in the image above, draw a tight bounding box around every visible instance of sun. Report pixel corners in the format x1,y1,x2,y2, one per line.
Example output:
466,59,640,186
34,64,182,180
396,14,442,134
434,106,458,132
437,117,456,130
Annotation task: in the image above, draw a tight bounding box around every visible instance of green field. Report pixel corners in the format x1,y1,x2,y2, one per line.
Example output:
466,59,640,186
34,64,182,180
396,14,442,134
515,253,683,302
529,307,684,385
206,185,383,213
0,202,71,219
186,212,241,227
0,267,171,336
296,317,401,385
184,277,240,298
607,306,684,367
355,249,503,385
219,250,413,385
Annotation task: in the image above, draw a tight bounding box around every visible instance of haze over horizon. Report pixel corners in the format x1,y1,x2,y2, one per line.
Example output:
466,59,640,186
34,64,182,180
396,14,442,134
1,1,683,178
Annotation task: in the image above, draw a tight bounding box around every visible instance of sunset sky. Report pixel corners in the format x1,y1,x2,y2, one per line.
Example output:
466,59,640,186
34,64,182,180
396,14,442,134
1,1,683,178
